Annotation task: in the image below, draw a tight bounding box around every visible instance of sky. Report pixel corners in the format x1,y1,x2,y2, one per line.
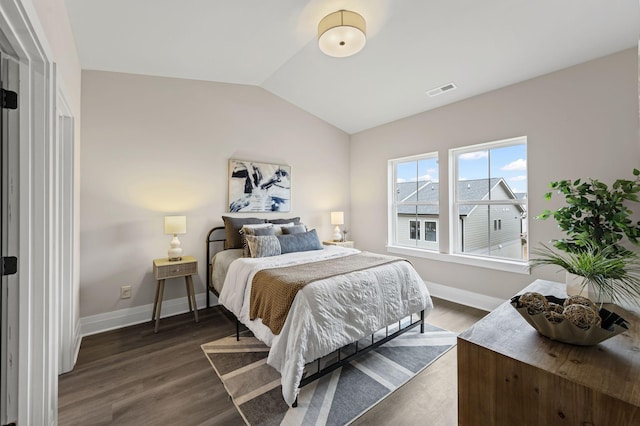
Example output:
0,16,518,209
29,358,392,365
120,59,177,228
396,143,527,194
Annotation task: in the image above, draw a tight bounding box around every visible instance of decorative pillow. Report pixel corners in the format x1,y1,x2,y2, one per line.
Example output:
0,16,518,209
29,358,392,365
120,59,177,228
272,222,294,236
240,224,274,257
222,216,266,249
281,224,307,235
277,229,323,254
246,234,282,258
268,217,301,225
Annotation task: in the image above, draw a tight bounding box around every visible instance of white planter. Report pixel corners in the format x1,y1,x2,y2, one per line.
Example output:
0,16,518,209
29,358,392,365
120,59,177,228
565,271,614,304
565,272,588,298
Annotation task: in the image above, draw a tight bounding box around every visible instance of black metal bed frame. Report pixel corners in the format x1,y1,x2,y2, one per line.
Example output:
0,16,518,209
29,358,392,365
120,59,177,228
205,225,425,406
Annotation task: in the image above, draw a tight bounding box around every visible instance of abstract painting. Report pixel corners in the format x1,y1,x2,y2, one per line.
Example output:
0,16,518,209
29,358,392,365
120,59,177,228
228,159,291,212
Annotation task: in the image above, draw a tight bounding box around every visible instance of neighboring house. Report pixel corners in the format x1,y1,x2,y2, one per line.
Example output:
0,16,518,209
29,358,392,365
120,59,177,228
397,178,527,259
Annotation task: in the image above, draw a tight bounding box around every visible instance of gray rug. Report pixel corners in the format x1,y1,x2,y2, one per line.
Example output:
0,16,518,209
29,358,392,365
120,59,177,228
202,324,456,426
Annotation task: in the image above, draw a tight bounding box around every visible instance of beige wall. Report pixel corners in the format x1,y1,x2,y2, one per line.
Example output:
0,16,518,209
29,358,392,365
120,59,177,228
350,48,640,301
80,71,350,317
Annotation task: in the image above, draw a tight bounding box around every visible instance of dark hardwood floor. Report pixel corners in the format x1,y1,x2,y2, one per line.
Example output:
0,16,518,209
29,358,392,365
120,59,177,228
58,298,487,425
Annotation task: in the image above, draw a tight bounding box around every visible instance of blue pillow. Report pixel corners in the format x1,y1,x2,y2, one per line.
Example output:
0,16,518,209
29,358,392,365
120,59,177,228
277,229,323,254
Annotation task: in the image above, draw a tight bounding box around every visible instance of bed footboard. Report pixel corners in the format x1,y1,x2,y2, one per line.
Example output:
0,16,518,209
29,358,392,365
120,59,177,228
292,309,425,407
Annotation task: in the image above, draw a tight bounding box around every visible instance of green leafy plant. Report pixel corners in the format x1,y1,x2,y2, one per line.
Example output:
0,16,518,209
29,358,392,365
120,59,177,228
534,169,640,306
530,243,640,305
536,168,640,254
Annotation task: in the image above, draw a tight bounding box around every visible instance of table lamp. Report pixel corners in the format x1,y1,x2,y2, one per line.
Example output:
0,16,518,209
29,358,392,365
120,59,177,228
331,211,344,241
164,215,186,261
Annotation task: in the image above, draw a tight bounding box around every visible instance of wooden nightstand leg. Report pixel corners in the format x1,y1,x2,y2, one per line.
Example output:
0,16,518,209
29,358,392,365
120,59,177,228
186,275,198,323
152,279,161,321
185,279,193,313
154,279,165,333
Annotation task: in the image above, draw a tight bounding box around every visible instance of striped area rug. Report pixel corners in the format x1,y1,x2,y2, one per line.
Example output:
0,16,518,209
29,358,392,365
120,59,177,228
201,324,456,426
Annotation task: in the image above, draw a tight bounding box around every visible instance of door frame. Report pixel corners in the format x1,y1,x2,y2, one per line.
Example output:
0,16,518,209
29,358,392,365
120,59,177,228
0,1,59,424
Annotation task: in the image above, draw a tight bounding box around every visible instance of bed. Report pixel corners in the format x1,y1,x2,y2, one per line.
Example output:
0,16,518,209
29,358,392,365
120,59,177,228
206,218,433,406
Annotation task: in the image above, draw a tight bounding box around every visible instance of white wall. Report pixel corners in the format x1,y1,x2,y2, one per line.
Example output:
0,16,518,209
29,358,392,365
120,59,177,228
350,48,640,302
80,71,350,318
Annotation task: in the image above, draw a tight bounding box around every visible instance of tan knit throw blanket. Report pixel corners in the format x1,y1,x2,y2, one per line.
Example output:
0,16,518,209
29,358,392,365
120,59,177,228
250,252,406,335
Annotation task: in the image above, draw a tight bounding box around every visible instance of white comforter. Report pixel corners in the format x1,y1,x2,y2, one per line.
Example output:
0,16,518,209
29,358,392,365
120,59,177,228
218,246,433,406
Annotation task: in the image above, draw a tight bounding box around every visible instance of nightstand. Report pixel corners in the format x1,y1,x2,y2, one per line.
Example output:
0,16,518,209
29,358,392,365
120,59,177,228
323,240,355,248
152,255,198,333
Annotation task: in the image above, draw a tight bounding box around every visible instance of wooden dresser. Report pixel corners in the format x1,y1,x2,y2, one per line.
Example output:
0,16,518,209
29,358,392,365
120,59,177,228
458,279,640,425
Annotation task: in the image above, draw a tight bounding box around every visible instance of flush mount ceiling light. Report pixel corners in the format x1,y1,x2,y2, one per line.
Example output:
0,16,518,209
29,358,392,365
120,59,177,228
318,10,366,58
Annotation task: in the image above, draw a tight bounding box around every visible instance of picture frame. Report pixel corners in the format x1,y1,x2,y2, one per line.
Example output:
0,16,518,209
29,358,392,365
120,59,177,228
228,159,291,212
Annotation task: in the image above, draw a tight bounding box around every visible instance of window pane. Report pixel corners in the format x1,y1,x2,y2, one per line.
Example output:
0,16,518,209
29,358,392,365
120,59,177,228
457,144,527,203
396,161,419,203
395,205,418,247
457,203,527,260
489,144,527,201
416,157,438,202
457,150,489,199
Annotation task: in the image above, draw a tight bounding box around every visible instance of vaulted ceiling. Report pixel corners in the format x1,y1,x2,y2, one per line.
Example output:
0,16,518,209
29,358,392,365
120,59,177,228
65,0,639,134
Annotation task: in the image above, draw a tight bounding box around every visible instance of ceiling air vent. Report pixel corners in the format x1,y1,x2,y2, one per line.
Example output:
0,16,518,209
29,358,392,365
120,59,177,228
426,82,457,97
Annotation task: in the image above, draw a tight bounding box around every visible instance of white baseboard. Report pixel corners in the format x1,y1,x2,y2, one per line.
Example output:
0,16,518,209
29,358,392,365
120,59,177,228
426,281,503,312
79,293,209,337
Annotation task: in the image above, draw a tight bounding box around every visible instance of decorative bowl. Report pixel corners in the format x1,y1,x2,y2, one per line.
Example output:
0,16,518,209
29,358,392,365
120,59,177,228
510,294,629,346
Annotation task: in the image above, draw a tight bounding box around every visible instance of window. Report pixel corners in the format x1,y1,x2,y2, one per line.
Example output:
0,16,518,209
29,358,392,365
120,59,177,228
450,137,527,262
389,153,439,250
409,220,420,240
425,221,437,242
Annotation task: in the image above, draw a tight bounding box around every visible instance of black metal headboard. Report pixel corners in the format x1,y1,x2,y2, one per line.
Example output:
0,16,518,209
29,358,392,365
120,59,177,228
206,226,227,308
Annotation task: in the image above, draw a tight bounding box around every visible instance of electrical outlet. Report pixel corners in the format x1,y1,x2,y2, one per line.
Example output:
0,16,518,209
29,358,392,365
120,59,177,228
120,285,132,299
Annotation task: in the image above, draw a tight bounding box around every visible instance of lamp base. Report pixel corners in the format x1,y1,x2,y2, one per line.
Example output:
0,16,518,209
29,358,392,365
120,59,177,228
168,235,183,261
332,225,342,242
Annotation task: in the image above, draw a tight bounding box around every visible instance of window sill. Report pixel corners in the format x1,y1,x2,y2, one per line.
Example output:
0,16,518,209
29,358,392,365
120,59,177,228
386,245,531,274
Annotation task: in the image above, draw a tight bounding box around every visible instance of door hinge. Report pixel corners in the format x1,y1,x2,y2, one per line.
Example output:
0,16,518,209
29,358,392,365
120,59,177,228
1,256,17,276
1,88,17,109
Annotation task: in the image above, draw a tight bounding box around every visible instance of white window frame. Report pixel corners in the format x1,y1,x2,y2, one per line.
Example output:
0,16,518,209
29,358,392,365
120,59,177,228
449,136,528,264
387,138,530,275
388,152,439,251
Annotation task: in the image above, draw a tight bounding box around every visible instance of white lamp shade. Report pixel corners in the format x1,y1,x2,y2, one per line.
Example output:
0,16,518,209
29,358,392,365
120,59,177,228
331,211,344,225
318,10,366,58
164,215,186,235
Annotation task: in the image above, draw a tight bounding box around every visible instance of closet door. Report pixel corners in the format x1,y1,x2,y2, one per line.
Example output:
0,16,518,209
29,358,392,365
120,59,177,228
0,49,19,426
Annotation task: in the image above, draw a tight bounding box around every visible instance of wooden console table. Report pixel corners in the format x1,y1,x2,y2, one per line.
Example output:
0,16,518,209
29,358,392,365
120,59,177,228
458,279,640,425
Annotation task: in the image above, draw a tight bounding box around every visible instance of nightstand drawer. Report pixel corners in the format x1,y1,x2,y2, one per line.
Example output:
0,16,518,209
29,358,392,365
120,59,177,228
323,240,355,248
153,256,197,280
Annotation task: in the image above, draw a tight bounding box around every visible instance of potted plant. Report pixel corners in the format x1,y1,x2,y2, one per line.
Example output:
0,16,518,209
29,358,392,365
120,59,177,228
532,169,640,306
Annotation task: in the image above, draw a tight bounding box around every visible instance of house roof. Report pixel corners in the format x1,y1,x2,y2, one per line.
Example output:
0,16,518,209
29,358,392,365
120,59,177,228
397,178,524,215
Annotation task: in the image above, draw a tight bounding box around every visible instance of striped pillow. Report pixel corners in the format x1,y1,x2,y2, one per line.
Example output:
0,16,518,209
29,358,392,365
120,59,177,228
245,235,282,258
240,224,274,257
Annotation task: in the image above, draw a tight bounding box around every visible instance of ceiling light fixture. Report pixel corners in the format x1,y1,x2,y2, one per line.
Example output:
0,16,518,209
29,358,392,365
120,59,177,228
318,10,366,58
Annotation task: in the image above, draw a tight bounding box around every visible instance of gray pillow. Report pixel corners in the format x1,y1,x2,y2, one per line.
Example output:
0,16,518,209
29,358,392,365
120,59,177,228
277,229,323,254
222,216,266,249
246,234,282,258
281,224,306,235
268,217,301,225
